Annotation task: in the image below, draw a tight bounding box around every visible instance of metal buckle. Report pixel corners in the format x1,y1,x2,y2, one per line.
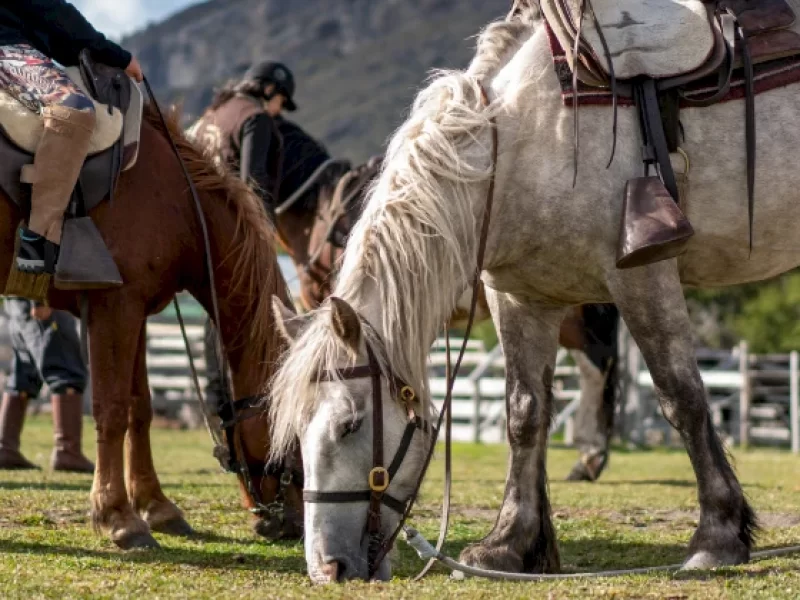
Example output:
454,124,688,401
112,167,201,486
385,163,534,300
368,467,390,492
399,385,416,403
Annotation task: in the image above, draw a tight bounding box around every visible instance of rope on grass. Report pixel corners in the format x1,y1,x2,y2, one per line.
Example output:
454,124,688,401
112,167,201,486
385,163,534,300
402,526,800,581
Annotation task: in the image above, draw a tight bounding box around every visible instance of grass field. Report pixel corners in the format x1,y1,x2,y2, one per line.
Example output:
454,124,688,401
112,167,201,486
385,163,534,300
1,416,799,599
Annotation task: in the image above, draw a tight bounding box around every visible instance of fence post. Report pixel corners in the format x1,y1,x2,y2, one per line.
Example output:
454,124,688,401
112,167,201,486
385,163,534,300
791,351,799,454
738,340,751,448
472,379,482,444
625,332,644,445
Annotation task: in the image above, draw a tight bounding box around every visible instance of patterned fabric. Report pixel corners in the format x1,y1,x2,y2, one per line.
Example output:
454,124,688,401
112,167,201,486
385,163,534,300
0,43,93,113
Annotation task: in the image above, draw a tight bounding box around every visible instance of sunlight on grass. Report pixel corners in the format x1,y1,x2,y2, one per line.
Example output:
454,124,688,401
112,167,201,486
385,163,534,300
0,416,798,598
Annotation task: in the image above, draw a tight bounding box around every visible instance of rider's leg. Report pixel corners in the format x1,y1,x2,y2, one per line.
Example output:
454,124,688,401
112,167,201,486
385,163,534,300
0,45,96,274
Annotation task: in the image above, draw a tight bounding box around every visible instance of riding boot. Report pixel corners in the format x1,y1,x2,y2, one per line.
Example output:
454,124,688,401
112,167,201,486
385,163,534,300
50,391,94,473
0,392,39,470
18,106,96,275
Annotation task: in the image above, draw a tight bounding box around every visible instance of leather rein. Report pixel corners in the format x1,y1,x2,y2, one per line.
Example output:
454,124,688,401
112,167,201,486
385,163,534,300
142,79,299,529
304,82,499,579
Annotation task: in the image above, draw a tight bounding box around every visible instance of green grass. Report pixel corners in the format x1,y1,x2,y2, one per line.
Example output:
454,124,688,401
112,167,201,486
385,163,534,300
1,416,799,598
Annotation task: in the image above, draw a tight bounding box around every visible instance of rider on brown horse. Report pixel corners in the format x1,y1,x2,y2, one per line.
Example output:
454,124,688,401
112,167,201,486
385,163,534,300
189,61,298,215
0,1,143,274
189,61,298,413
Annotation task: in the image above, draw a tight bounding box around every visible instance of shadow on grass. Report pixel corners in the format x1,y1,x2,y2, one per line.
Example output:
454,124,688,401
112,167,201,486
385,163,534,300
0,481,91,492
393,534,797,580
0,536,306,573
588,479,696,487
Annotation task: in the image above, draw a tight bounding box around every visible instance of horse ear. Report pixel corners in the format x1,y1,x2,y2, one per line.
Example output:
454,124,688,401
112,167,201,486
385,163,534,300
329,297,361,350
271,296,308,343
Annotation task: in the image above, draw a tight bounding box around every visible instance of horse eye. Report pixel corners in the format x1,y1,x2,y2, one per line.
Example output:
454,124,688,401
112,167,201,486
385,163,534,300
341,418,363,438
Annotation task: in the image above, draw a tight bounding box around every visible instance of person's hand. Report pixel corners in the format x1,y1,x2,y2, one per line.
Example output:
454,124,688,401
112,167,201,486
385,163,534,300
30,305,53,320
125,56,144,82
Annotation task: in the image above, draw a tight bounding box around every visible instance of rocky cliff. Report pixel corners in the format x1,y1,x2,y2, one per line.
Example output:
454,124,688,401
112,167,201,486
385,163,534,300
123,0,510,161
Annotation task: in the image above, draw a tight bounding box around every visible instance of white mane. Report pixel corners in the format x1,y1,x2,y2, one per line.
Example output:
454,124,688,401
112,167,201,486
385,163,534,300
268,18,535,460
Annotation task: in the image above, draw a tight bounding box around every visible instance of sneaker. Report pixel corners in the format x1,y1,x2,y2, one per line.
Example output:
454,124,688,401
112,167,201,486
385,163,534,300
16,228,58,274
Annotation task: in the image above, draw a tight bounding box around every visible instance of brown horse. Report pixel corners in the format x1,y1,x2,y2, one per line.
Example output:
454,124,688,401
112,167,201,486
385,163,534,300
0,105,301,548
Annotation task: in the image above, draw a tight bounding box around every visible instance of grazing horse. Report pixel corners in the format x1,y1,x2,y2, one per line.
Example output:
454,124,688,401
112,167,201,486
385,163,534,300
274,119,620,480
0,105,300,548
266,9,779,582
275,118,621,476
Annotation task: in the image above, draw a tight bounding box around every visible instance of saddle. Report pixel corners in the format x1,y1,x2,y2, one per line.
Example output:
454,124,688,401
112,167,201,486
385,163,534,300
0,49,144,295
540,0,800,268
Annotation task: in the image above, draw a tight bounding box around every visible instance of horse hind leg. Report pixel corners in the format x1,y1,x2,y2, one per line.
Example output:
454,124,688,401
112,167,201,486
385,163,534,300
459,289,564,573
126,328,194,537
88,300,157,549
607,263,756,568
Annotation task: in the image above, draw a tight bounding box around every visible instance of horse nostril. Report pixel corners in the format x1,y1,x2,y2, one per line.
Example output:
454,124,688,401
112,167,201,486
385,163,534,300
321,559,344,582
322,560,343,583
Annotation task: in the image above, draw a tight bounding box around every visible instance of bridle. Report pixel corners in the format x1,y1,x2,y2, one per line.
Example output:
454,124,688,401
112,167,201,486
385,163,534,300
302,82,498,578
144,79,302,535
303,327,434,575
215,392,303,528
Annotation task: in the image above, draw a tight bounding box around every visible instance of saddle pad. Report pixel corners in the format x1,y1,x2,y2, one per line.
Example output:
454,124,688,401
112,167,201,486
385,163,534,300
0,66,123,156
546,22,800,107
542,0,716,81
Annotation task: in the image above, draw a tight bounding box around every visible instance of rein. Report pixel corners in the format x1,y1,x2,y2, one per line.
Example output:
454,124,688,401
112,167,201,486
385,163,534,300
274,158,352,216
142,79,298,529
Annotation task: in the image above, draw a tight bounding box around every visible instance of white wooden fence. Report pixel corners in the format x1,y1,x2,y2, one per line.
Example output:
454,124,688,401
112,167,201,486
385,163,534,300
141,309,800,454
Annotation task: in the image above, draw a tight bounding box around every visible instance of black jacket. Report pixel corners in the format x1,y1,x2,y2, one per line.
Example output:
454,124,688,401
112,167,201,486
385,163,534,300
0,0,131,69
240,113,276,205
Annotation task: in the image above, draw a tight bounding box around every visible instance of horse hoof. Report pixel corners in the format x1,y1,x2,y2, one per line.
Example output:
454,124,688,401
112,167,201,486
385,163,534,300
565,452,608,482
682,548,746,571
150,516,195,537
116,531,160,551
459,543,525,573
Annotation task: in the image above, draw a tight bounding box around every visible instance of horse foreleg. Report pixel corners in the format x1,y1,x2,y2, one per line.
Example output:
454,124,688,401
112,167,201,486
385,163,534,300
126,328,194,537
566,350,611,481
459,289,564,573
88,298,157,549
607,263,755,568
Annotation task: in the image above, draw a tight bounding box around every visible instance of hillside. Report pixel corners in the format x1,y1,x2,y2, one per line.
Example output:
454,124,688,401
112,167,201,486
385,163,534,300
123,0,511,161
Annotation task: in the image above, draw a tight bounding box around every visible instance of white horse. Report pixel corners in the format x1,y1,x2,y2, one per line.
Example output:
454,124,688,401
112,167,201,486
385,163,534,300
266,5,800,581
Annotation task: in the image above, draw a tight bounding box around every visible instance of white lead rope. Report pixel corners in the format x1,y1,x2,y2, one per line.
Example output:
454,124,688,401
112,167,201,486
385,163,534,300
402,526,800,581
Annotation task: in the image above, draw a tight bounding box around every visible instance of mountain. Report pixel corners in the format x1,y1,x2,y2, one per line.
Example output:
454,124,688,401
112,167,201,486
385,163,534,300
122,0,511,162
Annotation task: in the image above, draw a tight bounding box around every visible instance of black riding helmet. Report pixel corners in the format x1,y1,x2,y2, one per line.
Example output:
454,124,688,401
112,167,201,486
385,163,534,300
244,61,297,111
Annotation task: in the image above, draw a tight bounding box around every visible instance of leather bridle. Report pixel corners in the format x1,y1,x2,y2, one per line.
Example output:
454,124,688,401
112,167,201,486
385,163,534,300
302,82,498,579
216,393,303,526
303,338,433,573
145,80,302,535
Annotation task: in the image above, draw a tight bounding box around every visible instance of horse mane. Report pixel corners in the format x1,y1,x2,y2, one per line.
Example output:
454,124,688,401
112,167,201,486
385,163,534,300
269,18,533,460
143,104,286,383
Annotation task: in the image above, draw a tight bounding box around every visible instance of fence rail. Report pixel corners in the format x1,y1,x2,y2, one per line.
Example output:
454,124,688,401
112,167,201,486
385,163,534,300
138,305,800,453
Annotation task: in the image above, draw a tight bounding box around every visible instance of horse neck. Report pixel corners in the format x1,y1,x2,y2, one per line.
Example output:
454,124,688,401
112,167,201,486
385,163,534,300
187,188,285,400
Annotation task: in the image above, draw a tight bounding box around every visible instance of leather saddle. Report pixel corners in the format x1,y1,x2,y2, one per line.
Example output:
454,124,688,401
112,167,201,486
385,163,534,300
544,0,800,90
0,49,145,290
540,0,800,268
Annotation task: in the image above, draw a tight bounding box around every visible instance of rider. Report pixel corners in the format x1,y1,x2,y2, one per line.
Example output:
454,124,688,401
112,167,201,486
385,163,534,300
0,1,143,274
190,61,297,413
189,60,297,214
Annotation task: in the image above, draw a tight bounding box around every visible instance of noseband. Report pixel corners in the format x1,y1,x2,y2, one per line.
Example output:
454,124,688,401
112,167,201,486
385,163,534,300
216,394,303,525
303,337,433,575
